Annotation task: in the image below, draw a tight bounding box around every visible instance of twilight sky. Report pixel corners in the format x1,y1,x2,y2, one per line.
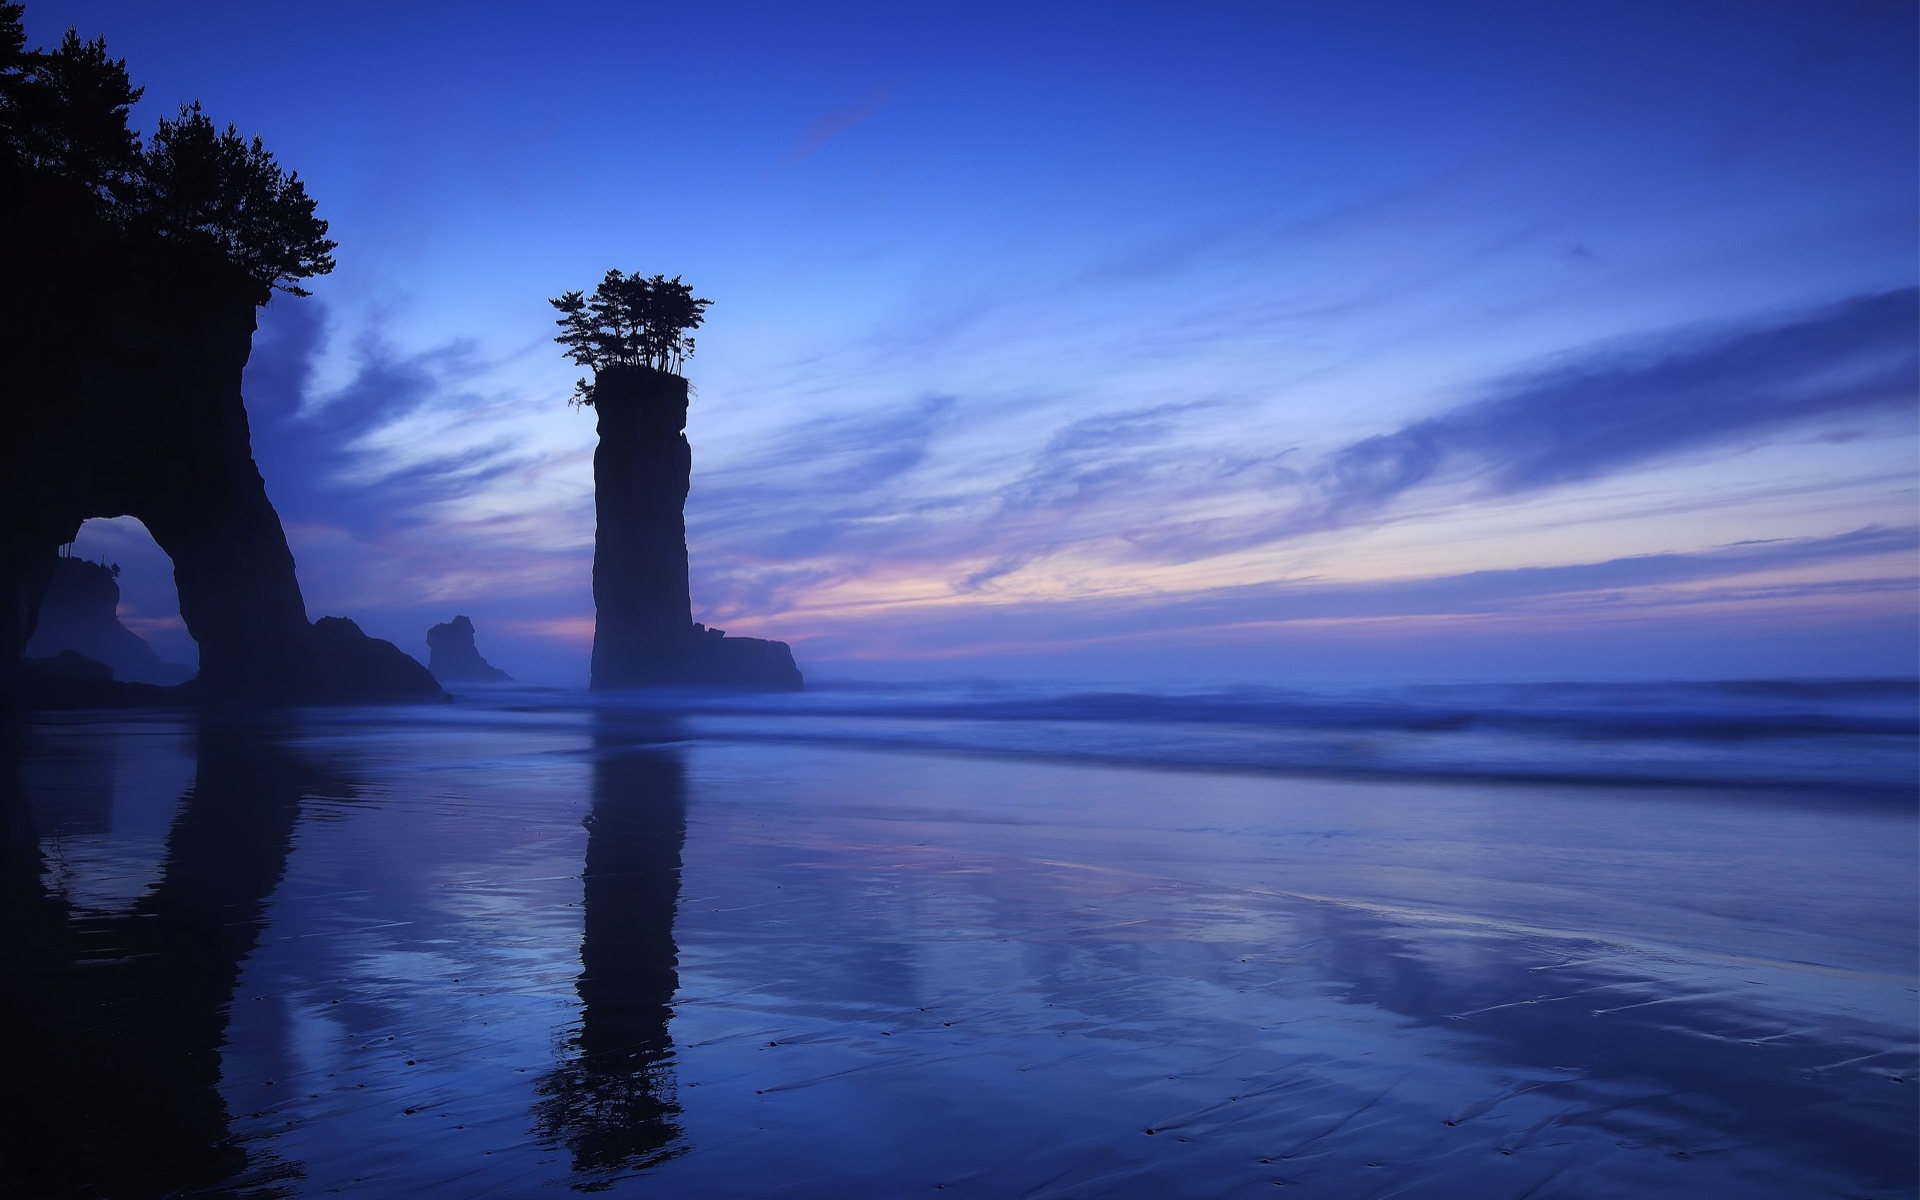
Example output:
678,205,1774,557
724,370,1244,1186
37,1,1919,684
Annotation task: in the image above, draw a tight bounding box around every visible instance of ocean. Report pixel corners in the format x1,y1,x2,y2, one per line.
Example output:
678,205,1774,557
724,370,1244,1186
3,678,1914,1197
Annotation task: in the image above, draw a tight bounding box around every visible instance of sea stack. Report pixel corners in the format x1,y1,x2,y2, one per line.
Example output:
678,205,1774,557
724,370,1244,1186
589,366,803,691
590,366,697,687
428,615,512,682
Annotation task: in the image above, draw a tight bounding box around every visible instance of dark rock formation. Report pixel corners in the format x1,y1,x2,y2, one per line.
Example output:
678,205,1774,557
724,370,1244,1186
24,648,110,682
304,617,445,704
689,622,806,688
0,12,433,708
0,284,443,708
16,650,192,709
590,366,802,691
591,366,695,686
24,557,194,685
427,615,512,682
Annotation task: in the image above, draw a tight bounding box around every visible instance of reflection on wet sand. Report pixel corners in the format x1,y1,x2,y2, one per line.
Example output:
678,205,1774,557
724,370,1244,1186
1232,901,1915,1193
0,721,348,1199
0,703,1909,1198
535,728,689,1183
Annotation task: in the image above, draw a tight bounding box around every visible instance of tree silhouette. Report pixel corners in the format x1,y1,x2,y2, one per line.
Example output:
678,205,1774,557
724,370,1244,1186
551,270,711,405
135,101,335,301
0,11,144,225
0,2,335,305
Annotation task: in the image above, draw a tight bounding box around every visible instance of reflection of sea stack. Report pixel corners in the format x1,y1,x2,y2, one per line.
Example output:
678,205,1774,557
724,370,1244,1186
552,270,801,691
533,735,688,1172
427,615,512,682
590,368,803,690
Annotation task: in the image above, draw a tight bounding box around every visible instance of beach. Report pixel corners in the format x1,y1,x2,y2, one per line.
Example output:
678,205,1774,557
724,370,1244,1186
4,683,1914,1197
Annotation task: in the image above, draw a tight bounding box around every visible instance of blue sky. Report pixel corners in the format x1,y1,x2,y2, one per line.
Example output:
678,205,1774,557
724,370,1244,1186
40,1,1918,683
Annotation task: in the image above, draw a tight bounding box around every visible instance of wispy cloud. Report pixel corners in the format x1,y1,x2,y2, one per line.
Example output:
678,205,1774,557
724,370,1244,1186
786,525,1920,662
1309,287,1918,523
240,300,595,661
686,288,1919,615
248,301,548,541
783,88,890,168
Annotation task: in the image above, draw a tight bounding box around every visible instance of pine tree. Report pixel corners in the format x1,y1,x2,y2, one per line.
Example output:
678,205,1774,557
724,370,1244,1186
551,270,712,405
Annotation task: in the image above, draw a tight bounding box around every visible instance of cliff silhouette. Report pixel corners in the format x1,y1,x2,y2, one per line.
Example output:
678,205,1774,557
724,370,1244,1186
0,6,441,709
427,615,511,682
24,556,193,685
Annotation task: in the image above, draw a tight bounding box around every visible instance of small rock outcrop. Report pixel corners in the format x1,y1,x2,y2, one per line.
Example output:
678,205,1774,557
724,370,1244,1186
304,617,444,704
17,649,189,709
25,647,112,682
24,557,195,685
427,615,512,682
590,366,803,691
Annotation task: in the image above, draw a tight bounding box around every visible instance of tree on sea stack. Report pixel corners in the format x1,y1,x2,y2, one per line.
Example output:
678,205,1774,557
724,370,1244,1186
550,271,801,691
551,270,711,403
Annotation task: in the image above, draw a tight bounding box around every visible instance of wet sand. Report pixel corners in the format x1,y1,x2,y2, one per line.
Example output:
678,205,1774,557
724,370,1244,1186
2,698,1913,1197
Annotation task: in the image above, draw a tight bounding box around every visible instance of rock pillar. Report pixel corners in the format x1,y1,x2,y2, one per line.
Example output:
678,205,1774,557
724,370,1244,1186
588,366,801,691
590,367,695,688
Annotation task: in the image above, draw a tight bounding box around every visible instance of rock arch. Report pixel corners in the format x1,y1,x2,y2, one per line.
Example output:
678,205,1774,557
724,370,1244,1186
3,286,438,705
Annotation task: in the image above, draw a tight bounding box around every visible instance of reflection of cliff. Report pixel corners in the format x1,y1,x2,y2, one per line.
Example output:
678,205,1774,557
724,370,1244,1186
24,556,194,685
427,615,512,682
591,366,803,691
535,737,689,1177
0,723,325,1197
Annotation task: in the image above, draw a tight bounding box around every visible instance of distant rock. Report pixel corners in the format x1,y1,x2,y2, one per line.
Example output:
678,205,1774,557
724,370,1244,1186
11,550,443,710
24,558,196,685
24,648,112,682
427,615,512,682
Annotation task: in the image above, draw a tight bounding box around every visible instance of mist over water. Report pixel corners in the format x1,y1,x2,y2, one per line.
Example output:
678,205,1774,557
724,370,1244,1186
565,676,1920,794
2,682,1914,1197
